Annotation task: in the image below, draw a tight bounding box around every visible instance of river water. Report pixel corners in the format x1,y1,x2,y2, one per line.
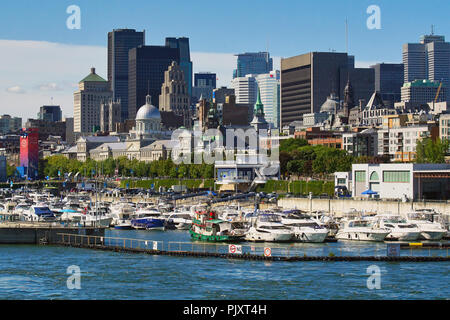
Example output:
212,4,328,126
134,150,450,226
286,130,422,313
0,229,448,299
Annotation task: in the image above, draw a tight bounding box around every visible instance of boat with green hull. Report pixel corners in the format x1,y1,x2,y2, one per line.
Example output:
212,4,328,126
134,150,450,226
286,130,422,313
190,209,245,242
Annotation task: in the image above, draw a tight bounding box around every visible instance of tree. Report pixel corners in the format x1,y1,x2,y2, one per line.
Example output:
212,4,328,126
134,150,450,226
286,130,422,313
280,138,309,153
416,138,449,164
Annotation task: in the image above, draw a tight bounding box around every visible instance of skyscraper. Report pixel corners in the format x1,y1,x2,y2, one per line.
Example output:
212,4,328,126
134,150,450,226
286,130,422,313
108,29,145,120
231,74,258,122
128,45,180,120
371,63,404,106
74,68,112,133
280,52,374,127
38,105,62,122
194,72,217,88
165,37,193,97
256,71,280,128
403,33,450,99
233,52,273,79
159,61,191,127
192,72,217,102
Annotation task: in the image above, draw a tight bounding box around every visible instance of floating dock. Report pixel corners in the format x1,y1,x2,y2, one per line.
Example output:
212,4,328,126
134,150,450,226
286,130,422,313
55,233,450,262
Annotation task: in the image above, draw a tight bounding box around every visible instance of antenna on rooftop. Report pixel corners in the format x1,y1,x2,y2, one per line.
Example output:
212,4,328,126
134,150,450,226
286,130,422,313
431,25,435,35
345,19,349,54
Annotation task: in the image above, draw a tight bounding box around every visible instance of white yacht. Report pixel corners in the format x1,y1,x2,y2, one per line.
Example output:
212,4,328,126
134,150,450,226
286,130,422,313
372,214,421,241
22,204,56,222
109,203,135,227
80,212,112,228
335,219,390,242
281,211,329,243
13,202,31,216
166,212,192,230
405,212,446,241
245,214,294,242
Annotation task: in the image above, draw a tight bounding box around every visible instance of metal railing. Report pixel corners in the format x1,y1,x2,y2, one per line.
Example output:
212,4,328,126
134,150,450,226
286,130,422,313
57,233,449,259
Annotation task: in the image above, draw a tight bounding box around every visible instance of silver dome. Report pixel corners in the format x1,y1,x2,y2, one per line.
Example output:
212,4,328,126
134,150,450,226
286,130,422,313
320,93,339,114
136,95,161,120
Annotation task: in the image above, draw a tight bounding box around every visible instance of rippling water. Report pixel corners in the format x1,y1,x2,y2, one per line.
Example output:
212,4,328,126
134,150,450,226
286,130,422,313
0,230,448,299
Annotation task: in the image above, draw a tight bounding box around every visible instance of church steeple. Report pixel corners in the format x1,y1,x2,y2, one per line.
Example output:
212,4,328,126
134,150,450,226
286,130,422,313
342,78,354,117
254,87,264,116
251,87,269,131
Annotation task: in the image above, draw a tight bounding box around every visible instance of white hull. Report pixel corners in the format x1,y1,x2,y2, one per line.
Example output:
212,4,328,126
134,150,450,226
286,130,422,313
292,229,328,243
245,228,293,242
419,230,445,241
175,222,191,230
386,231,420,241
335,230,388,242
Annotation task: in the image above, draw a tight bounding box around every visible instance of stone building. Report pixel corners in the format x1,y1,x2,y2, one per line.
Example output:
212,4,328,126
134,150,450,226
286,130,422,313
159,61,191,128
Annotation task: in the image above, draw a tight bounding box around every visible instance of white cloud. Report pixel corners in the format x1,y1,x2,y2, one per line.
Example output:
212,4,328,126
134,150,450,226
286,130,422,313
6,85,26,94
36,82,64,91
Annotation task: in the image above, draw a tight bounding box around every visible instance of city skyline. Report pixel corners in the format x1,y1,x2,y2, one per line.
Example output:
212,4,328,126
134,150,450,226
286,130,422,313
0,0,449,120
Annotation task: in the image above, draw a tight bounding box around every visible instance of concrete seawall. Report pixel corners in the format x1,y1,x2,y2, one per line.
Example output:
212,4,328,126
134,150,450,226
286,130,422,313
278,198,450,216
0,224,105,244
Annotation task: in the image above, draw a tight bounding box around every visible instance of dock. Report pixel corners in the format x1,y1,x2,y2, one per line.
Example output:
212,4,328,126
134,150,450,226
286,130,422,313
0,223,105,245
55,233,450,262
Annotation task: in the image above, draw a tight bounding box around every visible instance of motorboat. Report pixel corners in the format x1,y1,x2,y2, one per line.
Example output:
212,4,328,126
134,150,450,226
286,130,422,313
335,218,390,242
372,214,421,241
281,211,328,243
405,212,446,241
22,204,56,222
114,219,133,230
80,210,113,228
245,213,294,242
166,212,192,230
109,203,135,227
131,208,165,230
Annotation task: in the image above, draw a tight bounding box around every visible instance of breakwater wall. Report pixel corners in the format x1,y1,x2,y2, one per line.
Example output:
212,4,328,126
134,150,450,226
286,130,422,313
278,198,450,216
0,224,105,244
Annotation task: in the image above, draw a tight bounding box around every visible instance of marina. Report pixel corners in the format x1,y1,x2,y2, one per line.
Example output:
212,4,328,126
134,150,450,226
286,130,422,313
1,187,449,300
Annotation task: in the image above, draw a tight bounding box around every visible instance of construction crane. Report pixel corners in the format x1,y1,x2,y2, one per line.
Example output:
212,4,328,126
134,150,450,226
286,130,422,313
434,81,443,103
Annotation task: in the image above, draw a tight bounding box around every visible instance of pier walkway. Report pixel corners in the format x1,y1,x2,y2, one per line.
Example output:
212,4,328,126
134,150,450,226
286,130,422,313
56,233,450,262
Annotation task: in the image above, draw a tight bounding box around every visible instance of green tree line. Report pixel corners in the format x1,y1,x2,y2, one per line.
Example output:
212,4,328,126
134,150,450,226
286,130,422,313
39,155,215,179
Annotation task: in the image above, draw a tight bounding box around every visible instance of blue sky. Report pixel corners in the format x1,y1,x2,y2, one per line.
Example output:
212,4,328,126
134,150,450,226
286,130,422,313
0,0,449,120
1,0,449,59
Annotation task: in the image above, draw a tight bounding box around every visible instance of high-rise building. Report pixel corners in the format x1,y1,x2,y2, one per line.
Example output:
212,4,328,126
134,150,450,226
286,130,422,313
280,52,374,127
194,72,216,88
401,80,446,105
256,70,281,128
64,117,75,144
38,105,62,122
108,29,145,121
231,74,258,122
371,63,404,106
128,46,180,120
100,99,121,133
403,33,450,99
233,52,273,79
192,72,217,102
0,115,22,134
159,61,191,127
74,68,112,133
213,87,235,104
25,119,66,141
165,37,192,97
